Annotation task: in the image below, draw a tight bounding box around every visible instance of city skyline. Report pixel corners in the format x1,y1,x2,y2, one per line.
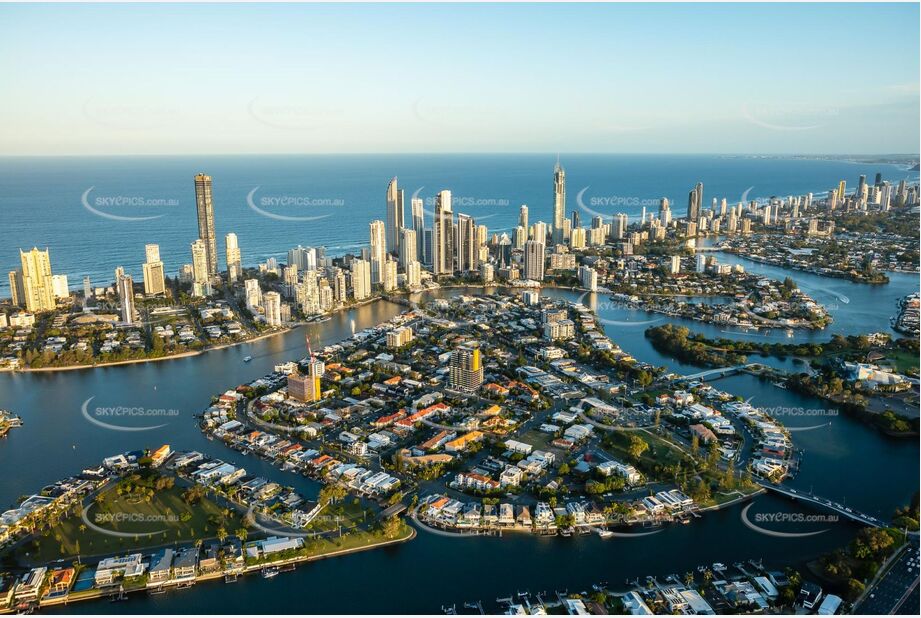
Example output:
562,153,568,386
0,3,919,156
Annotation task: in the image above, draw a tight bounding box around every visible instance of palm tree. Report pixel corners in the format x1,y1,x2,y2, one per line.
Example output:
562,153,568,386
235,527,248,543
217,526,228,543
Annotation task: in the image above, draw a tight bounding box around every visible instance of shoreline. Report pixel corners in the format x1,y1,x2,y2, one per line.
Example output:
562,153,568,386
0,297,397,375
14,526,416,614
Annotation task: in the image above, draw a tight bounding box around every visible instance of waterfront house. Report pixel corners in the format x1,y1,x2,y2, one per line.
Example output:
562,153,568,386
44,568,75,599
516,505,532,527
796,582,823,612
199,545,222,575
534,502,554,526
147,548,174,587
817,594,842,615
621,591,653,615
95,554,145,586
14,567,47,602
172,547,199,583
0,575,15,610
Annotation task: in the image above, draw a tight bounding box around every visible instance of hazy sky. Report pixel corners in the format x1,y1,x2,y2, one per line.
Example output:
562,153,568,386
1,2,918,155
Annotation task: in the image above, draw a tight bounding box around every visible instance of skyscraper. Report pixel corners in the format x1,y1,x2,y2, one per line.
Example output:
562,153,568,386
116,272,135,324
225,232,242,283
142,244,166,296
659,198,672,227
18,247,55,313
433,190,454,275
612,213,628,240
687,182,703,223
399,228,417,269
190,239,211,296
552,160,566,245
350,259,371,300
519,205,529,232
411,197,426,266
456,213,476,273
369,220,386,285
385,177,404,255
194,173,218,276
8,270,24,308
524,240,545,282
571,209,581,230
263,291,282,326
406,260,422,288
449,343,484,392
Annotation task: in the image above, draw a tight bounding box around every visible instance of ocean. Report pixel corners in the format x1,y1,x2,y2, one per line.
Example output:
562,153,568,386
1,153,916,296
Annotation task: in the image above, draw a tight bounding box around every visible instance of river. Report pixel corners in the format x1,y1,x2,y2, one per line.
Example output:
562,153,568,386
1,266,917,613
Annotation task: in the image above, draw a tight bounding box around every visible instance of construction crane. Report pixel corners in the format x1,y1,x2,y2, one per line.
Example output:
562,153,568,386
305,331,314,362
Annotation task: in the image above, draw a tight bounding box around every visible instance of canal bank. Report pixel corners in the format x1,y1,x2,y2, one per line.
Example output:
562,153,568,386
1,271,917,613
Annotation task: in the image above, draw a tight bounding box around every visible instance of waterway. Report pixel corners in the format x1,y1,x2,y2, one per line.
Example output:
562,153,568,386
0,268,917,613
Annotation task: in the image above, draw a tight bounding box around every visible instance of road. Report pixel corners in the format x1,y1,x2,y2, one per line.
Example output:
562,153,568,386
854,542,920,615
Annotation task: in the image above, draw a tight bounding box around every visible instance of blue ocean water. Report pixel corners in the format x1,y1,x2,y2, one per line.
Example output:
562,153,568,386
0,154,916,295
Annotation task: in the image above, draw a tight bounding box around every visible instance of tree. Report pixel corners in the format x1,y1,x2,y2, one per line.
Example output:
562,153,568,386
235,527,248,543
381,516,402,540
627,435,649,460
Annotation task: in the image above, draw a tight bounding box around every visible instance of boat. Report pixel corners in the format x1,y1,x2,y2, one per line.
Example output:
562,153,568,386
243,356,253,362
712,563,727,571
262,567,279,579
596,529,614,538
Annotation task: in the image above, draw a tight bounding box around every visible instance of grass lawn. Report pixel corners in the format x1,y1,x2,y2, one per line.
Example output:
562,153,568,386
603,429,692,474
300,499,371,533
885,349,920,374
20,484,243,565
288,520,413,559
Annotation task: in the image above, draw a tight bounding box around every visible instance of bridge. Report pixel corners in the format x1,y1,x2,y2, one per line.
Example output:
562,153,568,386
759,483,886,528
671,365,750,382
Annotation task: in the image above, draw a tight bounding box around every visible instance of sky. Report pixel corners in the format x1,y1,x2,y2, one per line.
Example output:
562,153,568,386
0,2,918,156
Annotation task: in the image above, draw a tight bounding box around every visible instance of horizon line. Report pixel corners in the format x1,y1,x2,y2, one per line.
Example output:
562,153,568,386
0,152,918,159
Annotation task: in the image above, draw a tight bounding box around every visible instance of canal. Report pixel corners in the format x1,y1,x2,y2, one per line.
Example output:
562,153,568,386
0,265,917,613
